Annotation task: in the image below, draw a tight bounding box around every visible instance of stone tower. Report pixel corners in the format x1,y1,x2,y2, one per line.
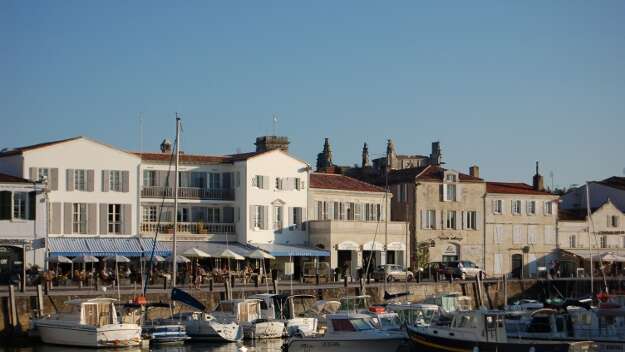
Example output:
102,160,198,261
316,138,334,171
385,139,397,172
361,142,370,168
430,141,442,165
255,135,290,153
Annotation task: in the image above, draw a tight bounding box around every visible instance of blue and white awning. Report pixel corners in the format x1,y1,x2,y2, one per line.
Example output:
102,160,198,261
139,238,172,257
85,238,144,257
46,238,90,257
251,243,330,257
40,237,172,257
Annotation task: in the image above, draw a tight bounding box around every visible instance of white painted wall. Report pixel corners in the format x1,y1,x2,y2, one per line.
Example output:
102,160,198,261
240,150,309,245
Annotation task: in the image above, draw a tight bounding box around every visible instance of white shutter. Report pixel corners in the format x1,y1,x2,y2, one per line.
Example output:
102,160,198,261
494,254,503,275
528,225,537,244
456,184,462,202
492,199,497,214
461,211,466,229
500,200,505,214
476,211,481,230
455,211,460,230
441,184,447,202
495,224,503,244
420,210,425,229
252,176,257,187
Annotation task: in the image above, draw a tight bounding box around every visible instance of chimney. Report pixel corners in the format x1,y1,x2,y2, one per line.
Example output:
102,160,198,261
160,139,172,153
533,161,545,191
469,165,480,178
255,135,290,153
430,141,442,165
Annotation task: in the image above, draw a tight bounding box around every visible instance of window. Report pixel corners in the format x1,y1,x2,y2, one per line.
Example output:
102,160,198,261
376,204,382,221
108,204,121,234
446,174,457,182
209,173,221,189
493,199,503,214
74,170,87,191
207,208,221,223
609,215,619,228
346,203,355,220
275,177,283,190
495,225,504,244
272,206,282,231
513,225,523,244
143,170,156,187
73,203,87,234
143,206,157,222
292,207,302,229
445,184,457,201
191,172,206,188
544,225,556,244
38,168,49,182
253,175,264,189
425,210,436,229
527,201,536,215
13,192,27,220
446,211,457,229
109,170,122,192
569,235,577,248
466,211,477,230
600,235,607,249
295,178,303,190
512,200,522,215
253,205,263,229
316,201,327,220
177,207,190,222
544,201,553,215
528,225,537,244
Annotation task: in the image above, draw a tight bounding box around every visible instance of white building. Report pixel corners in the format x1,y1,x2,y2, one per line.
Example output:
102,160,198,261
0,172,47,283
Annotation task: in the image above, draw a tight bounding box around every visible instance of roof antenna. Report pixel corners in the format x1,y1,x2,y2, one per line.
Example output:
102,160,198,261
139,112,144,155
272,113,278,136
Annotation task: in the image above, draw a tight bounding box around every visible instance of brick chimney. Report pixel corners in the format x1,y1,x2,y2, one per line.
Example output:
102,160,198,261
533,161,545,191
469,165,480,178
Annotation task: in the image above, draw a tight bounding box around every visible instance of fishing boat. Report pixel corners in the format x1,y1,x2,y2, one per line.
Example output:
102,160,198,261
213,299,285,339
32,298,142,347
249,293,319,337
407,309,597,352
119,301,190,345
283,312,407,352
421,292,473,316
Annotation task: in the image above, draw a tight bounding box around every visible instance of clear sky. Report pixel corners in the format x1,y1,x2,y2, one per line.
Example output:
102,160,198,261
2,1,624,188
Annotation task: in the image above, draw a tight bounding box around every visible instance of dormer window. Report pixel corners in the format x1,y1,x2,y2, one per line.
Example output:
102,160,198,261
609,215,619,228
443,172,458,202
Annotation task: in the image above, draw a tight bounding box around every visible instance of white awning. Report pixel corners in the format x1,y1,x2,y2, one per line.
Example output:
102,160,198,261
337,241,359,251
387,242,406,251
362,241,384,251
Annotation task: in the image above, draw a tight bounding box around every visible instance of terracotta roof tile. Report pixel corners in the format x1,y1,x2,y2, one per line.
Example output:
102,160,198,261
134,151,265,164
0,172,34,183
387,165,483,184
310,173,385,193
486,182,554,195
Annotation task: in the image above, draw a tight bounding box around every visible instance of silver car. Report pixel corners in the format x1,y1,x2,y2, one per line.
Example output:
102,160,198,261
372,264,414,282
443,260,485,280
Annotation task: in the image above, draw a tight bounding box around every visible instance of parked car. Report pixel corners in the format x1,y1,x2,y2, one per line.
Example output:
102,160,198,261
443,261,485,280
372,264,414,282
421,261,447,280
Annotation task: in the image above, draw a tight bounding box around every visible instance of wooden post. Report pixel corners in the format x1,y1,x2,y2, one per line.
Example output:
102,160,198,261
359,278,365,296
8,285,18,329
503,275,508,307
37,284,45,318
209,277,214,292
343,275,348,287
225,279,232,300
21,246,27,292
230,274,235,289
163,277,168,290
475,275,484,308
273,278,279,294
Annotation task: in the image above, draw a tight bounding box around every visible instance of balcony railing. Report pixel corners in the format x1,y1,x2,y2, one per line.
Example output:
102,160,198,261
141,222,236,235
141,186,234,200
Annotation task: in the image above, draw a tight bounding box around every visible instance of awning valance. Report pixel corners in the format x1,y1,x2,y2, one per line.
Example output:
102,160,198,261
251,243,330,257
39,237,172,257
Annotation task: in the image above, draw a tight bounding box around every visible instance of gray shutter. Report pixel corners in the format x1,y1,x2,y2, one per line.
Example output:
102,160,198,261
50,168,59,190
50,202,62,234
0,191,11,220
66,169,74,191
223,172,232,189
122,204,132,234
263,176,270,190
288,207,293,226
102,170,110,192
249,205,255,229
87,203,97,234
122,170,129,192
263,205,269,230
29,167,38,180
100,203,108,234
476,211,481,230
28,191,36,220
87,169,94,192
223,207,234,223
64,202,73,234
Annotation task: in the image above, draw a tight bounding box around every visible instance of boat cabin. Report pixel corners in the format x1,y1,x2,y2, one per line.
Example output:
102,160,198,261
386,303,440,327
338,295,370,313
422,292,472,315
436,310,508,343
61,298,120,327
214,299,262,323
249,294,317,320
519,307,625,340
325,313,377,334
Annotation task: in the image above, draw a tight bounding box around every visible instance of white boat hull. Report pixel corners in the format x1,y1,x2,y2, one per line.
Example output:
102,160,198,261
35,321,141,347
286,317,318,337
243,321,285,339
183,319,243,342
285,335,405,352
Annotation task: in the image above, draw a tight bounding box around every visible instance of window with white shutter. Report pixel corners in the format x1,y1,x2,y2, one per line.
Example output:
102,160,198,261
494,254,503,275
513,225,523,244
495,224,504,244
528,225,537,244
512,200,522,215
544,201,553,215
493,199,503,214
527,201,536,215
544,225,556,244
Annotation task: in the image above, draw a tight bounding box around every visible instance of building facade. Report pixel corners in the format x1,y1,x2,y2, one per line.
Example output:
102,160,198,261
560,177,625,213
484,180,559,278
0,172,47,282
307,172,408,276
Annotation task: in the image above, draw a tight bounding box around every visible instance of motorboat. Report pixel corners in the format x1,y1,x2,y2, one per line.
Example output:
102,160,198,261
506,306,625,352
283,312,407,352
172,311,243,342
32,297,142,347
249,293,319,337
365,305,403,332
505,299,545,312
213,299,285,339
386,302,441,327
407,309,597,352
421,292,473,316
119,301,190,345
338,295,371,313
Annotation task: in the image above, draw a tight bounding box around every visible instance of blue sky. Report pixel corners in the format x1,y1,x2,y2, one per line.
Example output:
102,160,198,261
2,1,624,188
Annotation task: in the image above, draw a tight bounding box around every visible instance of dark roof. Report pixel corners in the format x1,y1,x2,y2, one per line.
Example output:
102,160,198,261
0,137,82,157
310,173,386,193
598,176,625,191
0,172,34,184
387,165,483,184
486,182,555,195
134,151,265,164
558,209,588,221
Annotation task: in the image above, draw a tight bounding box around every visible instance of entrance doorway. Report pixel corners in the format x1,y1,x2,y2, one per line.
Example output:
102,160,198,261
0,246,23,285
511,254,523,278
337,250,352,277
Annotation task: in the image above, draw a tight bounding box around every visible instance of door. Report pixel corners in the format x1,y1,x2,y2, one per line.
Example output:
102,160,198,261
511,254,523,278
0,246,23,285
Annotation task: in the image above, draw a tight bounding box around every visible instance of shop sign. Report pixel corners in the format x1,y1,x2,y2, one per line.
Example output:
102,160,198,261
284,262,294,276
336,241,359,251
443,245,458,256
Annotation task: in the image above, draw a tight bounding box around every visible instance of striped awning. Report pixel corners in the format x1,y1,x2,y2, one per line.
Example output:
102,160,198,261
251,243,330,257
139,238,172,257
46,238,90,257
42,237,171,257
85,238,144,257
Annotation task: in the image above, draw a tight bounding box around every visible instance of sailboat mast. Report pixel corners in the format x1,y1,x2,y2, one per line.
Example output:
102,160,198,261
585,182,593,295
172,115,181,288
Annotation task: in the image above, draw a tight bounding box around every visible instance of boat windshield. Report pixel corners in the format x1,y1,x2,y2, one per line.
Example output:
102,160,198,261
290,296,316,318
378,315,402,330
339,297,369,312
331,318,375,332
218,302,235,314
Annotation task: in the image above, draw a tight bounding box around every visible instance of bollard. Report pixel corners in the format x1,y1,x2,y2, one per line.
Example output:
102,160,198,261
273,279,279,294
37,284,45,318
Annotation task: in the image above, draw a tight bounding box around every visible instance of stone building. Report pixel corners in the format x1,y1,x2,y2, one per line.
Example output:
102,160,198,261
385,164,485,268
560,176,625,213
484,164,559,278
558,199,625,277
307,172,408,277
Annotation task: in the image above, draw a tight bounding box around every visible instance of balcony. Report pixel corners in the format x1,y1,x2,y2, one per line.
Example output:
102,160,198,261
140,222,236,235
308,220,408,237
141,186,234,201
